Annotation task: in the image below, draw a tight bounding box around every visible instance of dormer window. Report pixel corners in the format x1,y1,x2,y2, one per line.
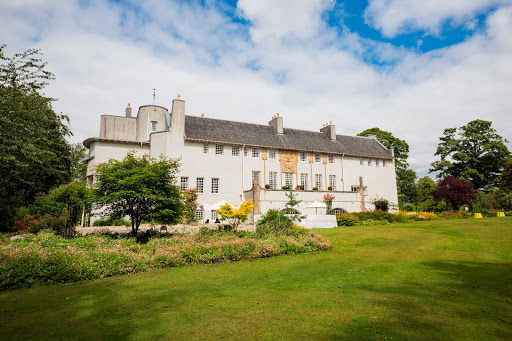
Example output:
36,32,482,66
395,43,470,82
151,121,157,132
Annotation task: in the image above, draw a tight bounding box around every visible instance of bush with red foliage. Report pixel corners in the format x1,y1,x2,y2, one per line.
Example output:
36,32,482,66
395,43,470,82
434,176,476,209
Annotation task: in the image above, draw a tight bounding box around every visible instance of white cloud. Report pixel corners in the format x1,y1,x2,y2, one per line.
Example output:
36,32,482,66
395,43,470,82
364,0,510,37
0,1,511,178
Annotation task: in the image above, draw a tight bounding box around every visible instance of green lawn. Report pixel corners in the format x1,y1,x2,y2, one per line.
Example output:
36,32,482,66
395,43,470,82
1,218,511,340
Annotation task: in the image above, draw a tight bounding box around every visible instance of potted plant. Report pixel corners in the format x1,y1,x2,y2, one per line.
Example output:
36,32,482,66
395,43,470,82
265,184,271,189
328,186,333,191
295,186,300,190
282,185,289,190
299,185,304,190
313,187,318,191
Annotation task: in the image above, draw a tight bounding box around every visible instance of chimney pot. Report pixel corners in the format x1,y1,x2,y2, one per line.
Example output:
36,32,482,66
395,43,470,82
125,103,133,118
330,121,332,125
201,113,205,118
177,94,181,100
277,113,280,117
127,103,130,108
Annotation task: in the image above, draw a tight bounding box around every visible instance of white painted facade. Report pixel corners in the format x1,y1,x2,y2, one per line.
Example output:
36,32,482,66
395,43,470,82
84,97,399,223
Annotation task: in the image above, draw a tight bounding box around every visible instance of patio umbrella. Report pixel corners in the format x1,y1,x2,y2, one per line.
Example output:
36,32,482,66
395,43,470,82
208,201,230,211
308,201,326,214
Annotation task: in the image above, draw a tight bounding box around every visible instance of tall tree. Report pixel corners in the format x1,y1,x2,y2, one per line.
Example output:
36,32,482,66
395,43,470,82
70,143,88,182
415,176,437,203
430,119,510,190
93,151,183,234
0,45,71,231
500,161,512,192
358,128,413,202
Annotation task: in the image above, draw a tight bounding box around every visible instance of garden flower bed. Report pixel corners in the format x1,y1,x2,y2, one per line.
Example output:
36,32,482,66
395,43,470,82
0,229,331,290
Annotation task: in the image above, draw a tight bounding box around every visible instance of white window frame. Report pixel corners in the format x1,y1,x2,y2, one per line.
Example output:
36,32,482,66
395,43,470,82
351,185,367,194
368,159,371,167
285,173,293,188
196,177,204,194
244,146,248,157
252,171,260,186
315,174,322,190
300,173,308,190
360,158,363,166
232,146,240,156
376,159,380,167
211,211,219,221
383,160,387,167
329,175,336,190
252,148,260,158
203,144,209,154
314,153,321,163
269,171,277,189
215,145,224,155
299,152,307,162
180,177,188,190
268,149,276,160
328,155,334,163
151,121,157,132
211,178,219,194
196,209,204,220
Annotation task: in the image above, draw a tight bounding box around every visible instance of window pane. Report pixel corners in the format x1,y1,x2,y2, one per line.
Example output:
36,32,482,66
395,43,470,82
315,153,321,163
329,175,336,190
315,174,322,190
212,178,219,194
180,177,188,190
269,171,277,189
232,146,240,156
328,155,334,163
285,173,293,187
215,145,224,155
203,144,208,154
252,148,260,158
268,149,276,159
300,152,307,162
151,121,157,132
196,177,204,194
300,173,308,190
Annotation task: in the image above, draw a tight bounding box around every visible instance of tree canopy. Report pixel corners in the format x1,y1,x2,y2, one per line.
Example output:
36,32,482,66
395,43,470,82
93,151,183,234
358,128,414,203
500,161,512,192
434,176,476,209
217,200,254,229
0,45,71,231
430,119,510,190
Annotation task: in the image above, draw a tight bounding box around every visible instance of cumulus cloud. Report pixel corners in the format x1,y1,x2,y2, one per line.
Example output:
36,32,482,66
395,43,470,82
364,0,510,37
0,0,511,178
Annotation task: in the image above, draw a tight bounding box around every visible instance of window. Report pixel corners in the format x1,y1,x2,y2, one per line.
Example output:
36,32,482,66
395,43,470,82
360,158,363,166
329,175,336,190
269,171,277,189
300,173,308,190
299,152,307,162
351,185,367,193
315,174,322,190
376,159,380,167
252,148,260,158
196,177,204,194
383,160,387,167
285,173,293,188
268,149,276,160
332,208,347,215
252,171,260,186
232,146,240,156
203,144,209,154
211,211,219,220
196,209,204,220
368,159,371,167
151,121,157,132
180,177,188,190
328,155,334,163
314,153,321,163
215,145,224,155
211,178,219,194
244,146,248,157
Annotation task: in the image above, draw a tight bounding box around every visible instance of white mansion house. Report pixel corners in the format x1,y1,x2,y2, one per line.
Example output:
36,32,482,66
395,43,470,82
84,96,398,222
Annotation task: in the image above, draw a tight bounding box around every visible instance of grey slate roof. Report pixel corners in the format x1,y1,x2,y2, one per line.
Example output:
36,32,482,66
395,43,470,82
184,116,393,159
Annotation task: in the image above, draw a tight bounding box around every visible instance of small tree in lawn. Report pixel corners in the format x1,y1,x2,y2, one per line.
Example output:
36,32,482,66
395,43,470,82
48,181,92,237
216,200,254,229
283,187,306,221
182,188,199,224
94,151,183,234
434,175,476,209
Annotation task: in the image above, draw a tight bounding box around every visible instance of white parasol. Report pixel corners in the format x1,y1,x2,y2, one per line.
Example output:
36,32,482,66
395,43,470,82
308,201,326,214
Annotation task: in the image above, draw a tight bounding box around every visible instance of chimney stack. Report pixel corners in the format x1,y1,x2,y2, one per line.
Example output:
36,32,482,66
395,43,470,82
201,113,205,118
320,121,336,140
269,113,283,134
177,94,181,100
125,103,132,118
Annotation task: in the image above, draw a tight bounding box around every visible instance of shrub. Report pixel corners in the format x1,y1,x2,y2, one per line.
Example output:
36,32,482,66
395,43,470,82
393,212,410,223
372,198,390,212
93,217,131,227
410,212,438,220
282,185,289,190
400,203,415,212
336,213,359,226
0,233,6,242
313,187,319,191
0,230,331,290
256,209,293,235
438,211,471,219
328,186,333,190
265,184,271,189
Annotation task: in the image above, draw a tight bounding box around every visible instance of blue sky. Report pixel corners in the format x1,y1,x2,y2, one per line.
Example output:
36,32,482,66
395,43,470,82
1,0,511,177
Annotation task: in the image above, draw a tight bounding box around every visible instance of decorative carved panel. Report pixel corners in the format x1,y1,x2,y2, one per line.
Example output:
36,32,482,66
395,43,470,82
261,148,268,160
322,154,328,164
279,150,298,173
